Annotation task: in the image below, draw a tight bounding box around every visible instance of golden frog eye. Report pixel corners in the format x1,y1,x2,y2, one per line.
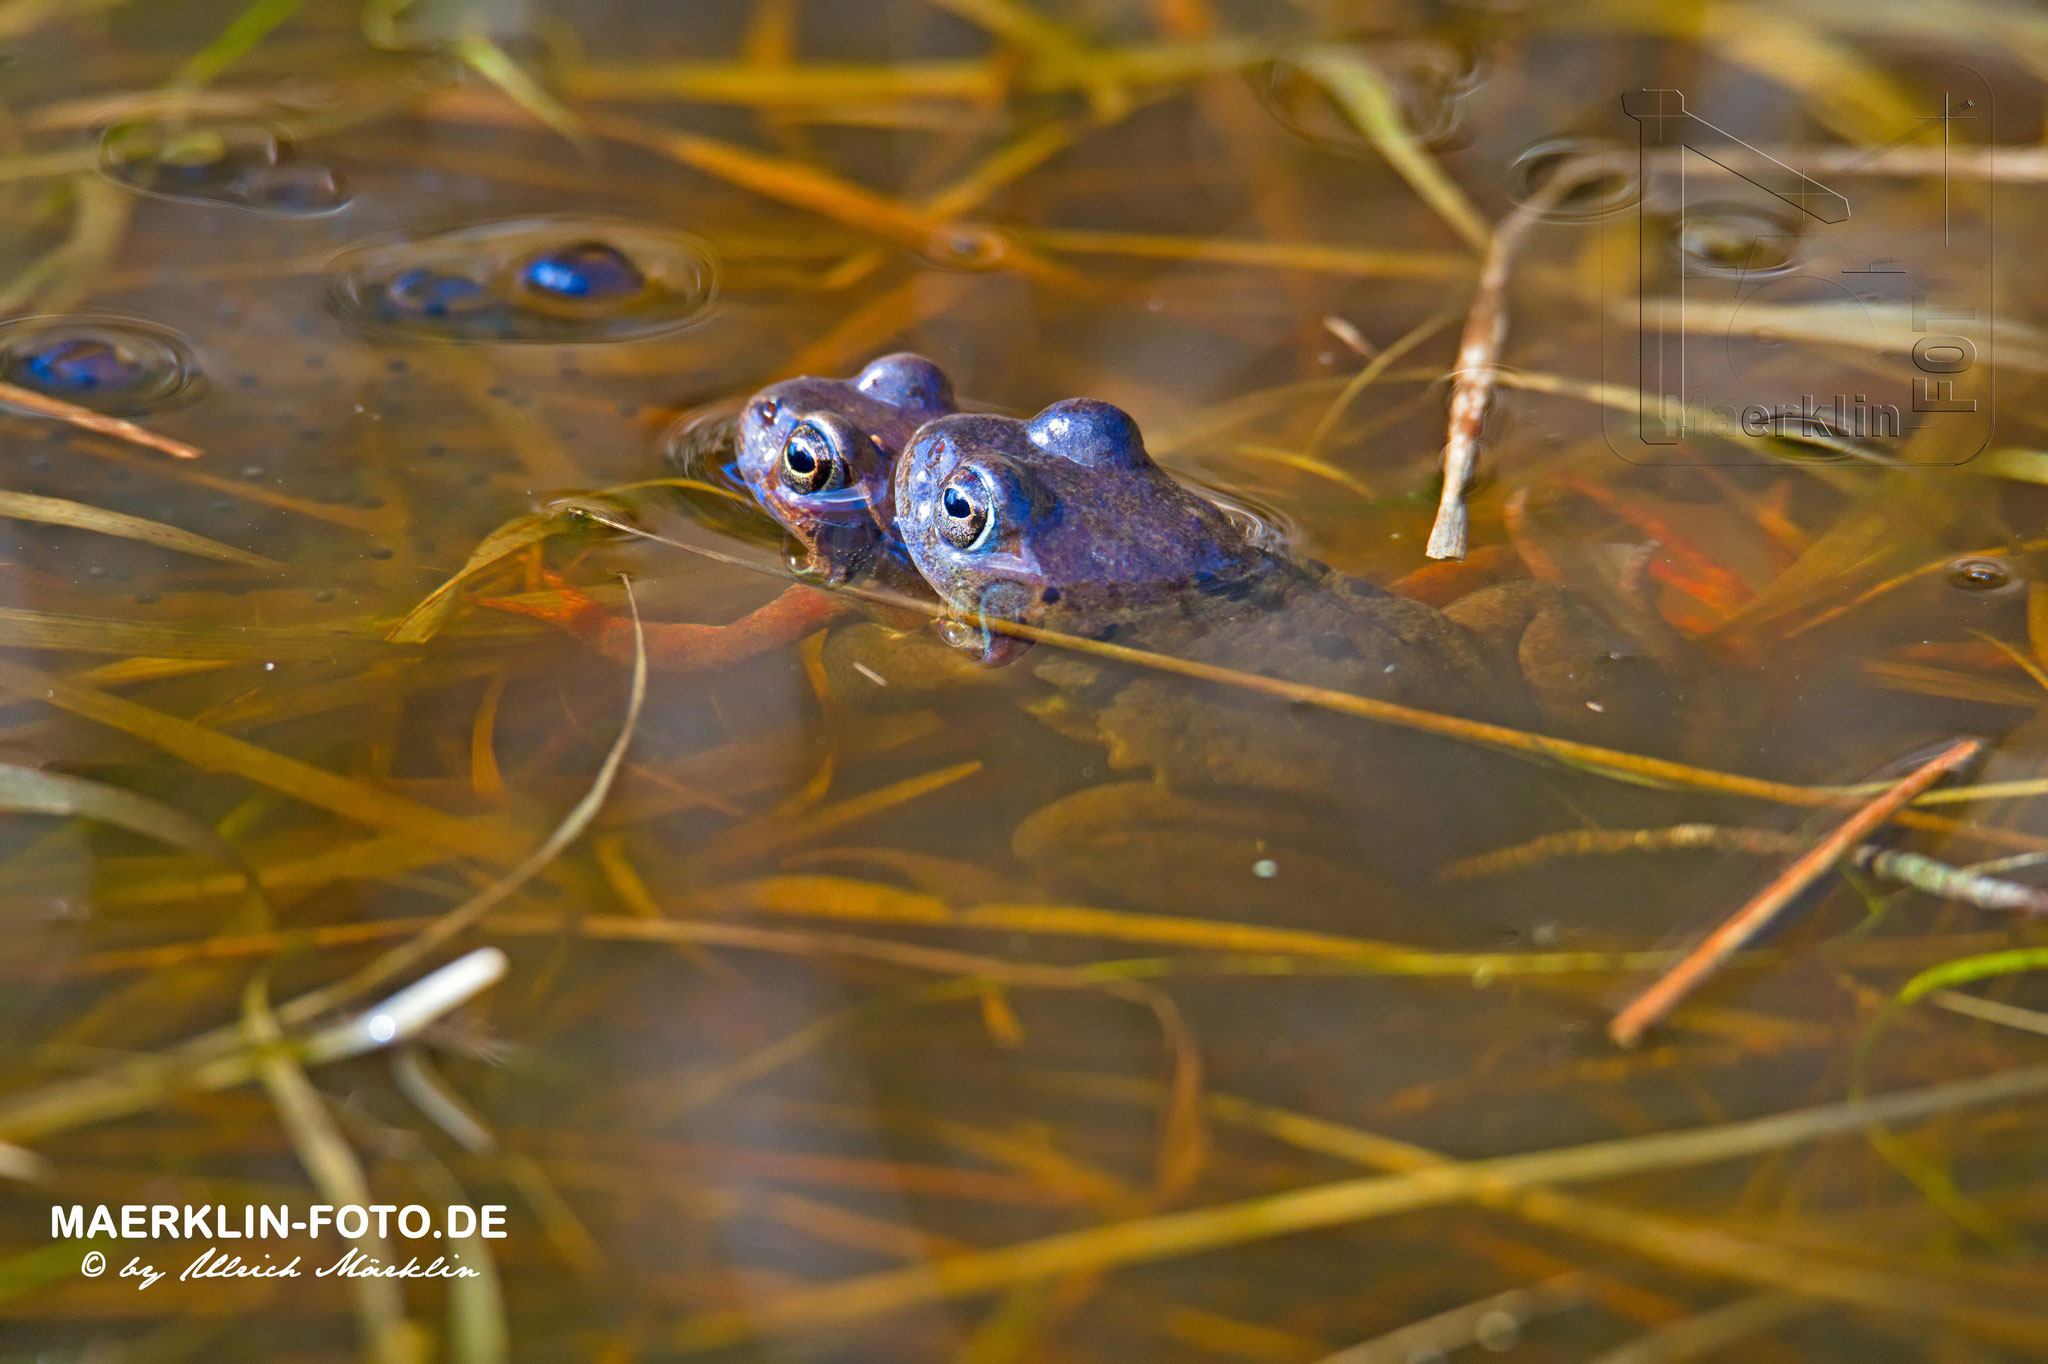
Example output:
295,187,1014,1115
938,473,992,550
779,420,846,495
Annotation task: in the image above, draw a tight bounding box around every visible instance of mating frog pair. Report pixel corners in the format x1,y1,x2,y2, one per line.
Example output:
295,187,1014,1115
733,353,1666,760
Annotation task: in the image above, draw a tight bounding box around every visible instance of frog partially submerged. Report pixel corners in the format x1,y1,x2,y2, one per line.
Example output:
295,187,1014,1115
893,399,1666,800
733,352,955,584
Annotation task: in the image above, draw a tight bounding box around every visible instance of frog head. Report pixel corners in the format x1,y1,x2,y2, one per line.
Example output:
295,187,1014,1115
734,352,955,583
895,398,1261,663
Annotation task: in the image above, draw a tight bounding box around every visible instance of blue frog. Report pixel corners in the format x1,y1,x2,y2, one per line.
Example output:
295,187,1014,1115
733,353,955,584
891,398,1667,793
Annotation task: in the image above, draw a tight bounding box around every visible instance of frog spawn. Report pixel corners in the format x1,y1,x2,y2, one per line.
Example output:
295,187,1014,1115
0,317,203,415
98,120,350,216
328,218,717,342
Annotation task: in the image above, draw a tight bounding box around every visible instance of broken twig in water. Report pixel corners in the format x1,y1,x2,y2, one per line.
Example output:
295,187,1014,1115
1609,738,1985,1047
1426,154,1619,559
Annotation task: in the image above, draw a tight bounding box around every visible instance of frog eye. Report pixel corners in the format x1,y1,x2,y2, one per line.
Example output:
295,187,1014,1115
779,419,847,495
937,472,993,551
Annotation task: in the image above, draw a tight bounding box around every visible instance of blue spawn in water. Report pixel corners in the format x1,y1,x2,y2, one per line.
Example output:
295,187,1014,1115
516,241,647,302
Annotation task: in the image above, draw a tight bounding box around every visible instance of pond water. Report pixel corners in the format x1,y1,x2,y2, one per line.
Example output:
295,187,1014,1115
1,1,2047,1360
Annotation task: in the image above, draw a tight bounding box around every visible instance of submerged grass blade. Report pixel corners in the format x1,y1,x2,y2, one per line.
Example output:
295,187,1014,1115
0,760,249,871
0,489,285,570
1302,305,1459,461
0,379,201,460
1848,947,2048,1247
452,32,594,153
693,761,982,869
0,946,509,1142
392,1046,498,1156
275,578,645,1026
572,108,1081,289
667,1063,2048,1351
1292,46,1490,253
689,875,1669,976
1314,1275,1589,1364
1583,1293,1817,1364
0,655,532,863
1015,226,1469,280
244,974,424,1364
388,510,567,644
170,0,306,89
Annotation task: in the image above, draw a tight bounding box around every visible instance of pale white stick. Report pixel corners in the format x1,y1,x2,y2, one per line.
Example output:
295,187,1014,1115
1428,155,1616,560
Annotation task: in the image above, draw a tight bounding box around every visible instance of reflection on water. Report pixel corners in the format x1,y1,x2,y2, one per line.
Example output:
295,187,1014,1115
100,118,353,216
0,1,2044,1361
328,215,718,341
0,314,204,413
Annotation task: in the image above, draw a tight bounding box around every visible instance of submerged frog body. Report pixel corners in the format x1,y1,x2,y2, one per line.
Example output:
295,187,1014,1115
893,399,1665,804
734,353,955,583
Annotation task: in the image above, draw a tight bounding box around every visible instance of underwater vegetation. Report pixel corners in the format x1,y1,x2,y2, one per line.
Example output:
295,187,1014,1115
0,1,2046,1361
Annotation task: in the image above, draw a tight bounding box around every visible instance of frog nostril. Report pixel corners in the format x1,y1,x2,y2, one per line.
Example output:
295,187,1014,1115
0,317,202,415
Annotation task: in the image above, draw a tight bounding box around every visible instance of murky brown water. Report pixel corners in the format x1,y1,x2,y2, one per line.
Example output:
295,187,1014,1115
2,2,2048,1360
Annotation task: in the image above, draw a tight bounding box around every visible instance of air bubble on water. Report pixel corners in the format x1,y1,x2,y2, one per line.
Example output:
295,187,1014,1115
915,222,1014,273
1256,34,1482,153
1678,202,1804,279
1509,136,1640,220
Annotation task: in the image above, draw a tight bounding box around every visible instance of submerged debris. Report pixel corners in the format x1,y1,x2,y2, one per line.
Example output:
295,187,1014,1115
1610,739,1986,1047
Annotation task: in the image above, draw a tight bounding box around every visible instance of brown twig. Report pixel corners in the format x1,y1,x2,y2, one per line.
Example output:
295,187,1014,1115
1609,738,1986,1047
0,379,201,460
